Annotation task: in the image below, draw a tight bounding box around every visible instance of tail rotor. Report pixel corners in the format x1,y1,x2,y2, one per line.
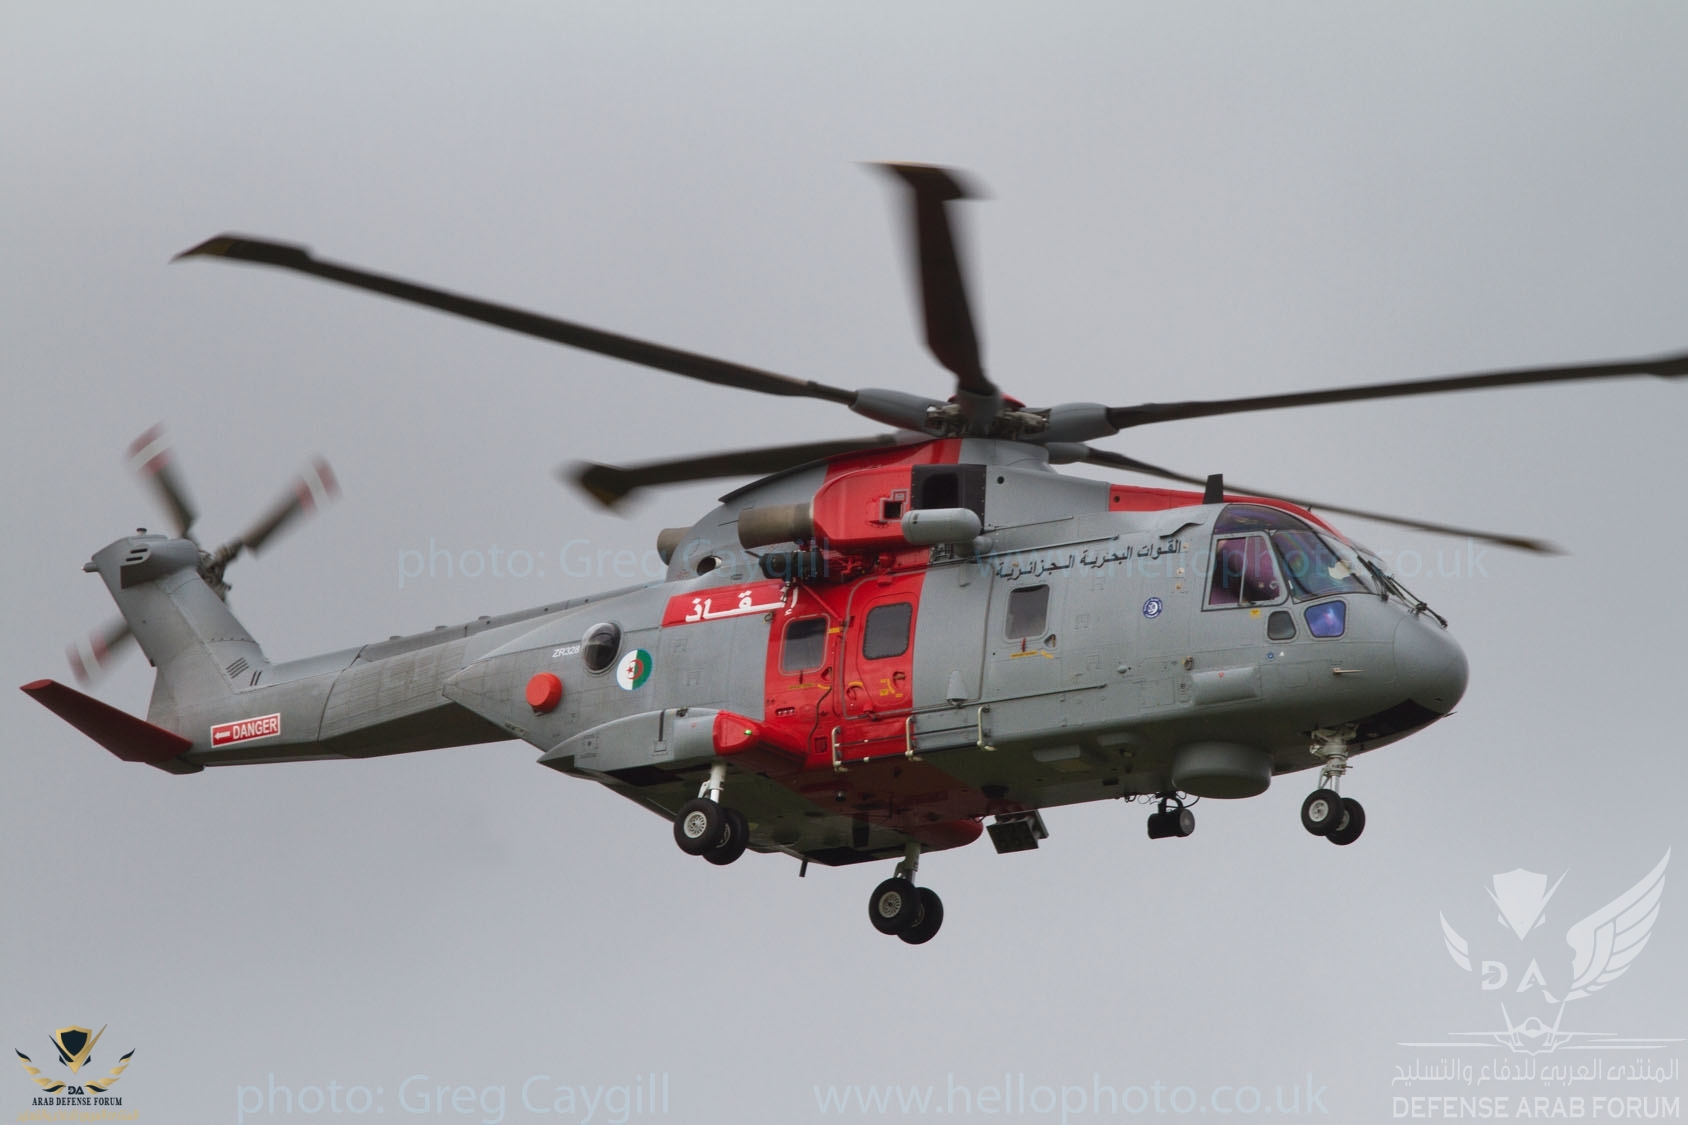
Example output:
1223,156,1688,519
67,427,338,683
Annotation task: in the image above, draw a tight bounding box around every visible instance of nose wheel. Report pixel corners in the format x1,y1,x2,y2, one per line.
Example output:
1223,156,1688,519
1326,797,1365,845
1301,729,1366,845
869,845,945,944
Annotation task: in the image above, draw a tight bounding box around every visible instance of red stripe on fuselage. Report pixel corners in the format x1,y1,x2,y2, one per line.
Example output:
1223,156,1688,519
1108,484,1344,538
735,439,1017,849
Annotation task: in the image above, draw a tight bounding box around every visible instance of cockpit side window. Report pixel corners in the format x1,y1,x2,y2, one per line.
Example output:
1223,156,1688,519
1207,534,1284,607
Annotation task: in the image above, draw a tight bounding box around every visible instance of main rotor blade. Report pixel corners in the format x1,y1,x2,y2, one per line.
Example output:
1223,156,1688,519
67,618,133,684
566,435,904,510
231,456,339,555
127,424,197,538
877,164,999,409
175,236,859,406
1106,351,1688,430
1078,446,1560,553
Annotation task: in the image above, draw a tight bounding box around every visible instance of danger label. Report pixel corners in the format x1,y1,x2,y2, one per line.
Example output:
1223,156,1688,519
210,712,281,746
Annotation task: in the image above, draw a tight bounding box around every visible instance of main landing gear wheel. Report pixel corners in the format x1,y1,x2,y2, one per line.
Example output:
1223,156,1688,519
1300,788,1345,837
704,807,750,865
1326,797,1366,846
869,877,922,935
674,797,727,855
871,843,943,943
898,887,945,945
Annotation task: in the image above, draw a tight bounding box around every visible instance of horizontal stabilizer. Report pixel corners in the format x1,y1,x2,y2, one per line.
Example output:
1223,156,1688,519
21,679,196,769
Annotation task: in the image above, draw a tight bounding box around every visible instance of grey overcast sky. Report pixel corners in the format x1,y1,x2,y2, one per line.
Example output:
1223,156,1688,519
4,4,1687,1123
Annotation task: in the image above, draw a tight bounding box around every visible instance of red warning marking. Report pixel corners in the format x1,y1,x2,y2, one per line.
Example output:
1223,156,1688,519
210,712,281,746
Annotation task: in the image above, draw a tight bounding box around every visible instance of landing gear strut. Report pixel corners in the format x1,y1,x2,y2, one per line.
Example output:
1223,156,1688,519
1146,794,1195,840
869,844,944,944
672,763,750,865
1301,729,1366,846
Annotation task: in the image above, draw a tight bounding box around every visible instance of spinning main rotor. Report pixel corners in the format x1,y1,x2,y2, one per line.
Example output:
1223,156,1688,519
176,164,1686,549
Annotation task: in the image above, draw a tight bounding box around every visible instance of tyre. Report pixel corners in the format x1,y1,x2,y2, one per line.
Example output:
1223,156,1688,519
1300,788,1344,837
898,888,945,945
674,797,726,855
869,877,921,935
704,807,750,865
1327,797,1366,846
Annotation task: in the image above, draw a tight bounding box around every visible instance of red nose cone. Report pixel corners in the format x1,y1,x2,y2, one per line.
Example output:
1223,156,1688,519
525,672,563,712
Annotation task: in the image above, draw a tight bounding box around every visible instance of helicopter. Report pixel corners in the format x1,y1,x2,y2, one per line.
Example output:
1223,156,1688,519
23,163,1686,945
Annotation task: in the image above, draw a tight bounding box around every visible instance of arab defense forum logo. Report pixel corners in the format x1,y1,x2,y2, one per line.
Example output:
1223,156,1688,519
1415,850,1677,1054
15,1024,134,1102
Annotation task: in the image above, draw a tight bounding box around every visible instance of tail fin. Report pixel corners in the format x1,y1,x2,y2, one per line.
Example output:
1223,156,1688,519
85,534,269,726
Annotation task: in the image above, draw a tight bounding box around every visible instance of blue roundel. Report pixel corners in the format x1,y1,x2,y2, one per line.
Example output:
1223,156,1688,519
1142,597,1163,619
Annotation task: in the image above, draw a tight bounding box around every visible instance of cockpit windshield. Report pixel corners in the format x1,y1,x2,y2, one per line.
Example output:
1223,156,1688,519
1272,528,1373,599
1208,504,1375,606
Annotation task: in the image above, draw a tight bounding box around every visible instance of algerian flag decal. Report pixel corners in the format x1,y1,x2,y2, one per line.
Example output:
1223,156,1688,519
616,648,653,691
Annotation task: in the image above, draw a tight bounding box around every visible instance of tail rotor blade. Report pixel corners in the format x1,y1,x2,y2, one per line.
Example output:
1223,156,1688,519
234,457,339,555
127,425,198,538
67,619,133,684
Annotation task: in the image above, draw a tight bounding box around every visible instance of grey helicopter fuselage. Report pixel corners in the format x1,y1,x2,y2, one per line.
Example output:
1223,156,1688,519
55,437,1466,868
28,161,1681,943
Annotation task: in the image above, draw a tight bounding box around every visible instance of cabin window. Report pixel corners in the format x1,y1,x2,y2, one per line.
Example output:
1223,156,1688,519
862,602,913,660
1267,609,1297,641
1207,535,1284,607
582,622,622,673
1006,584,1050,639
780,616,829,674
